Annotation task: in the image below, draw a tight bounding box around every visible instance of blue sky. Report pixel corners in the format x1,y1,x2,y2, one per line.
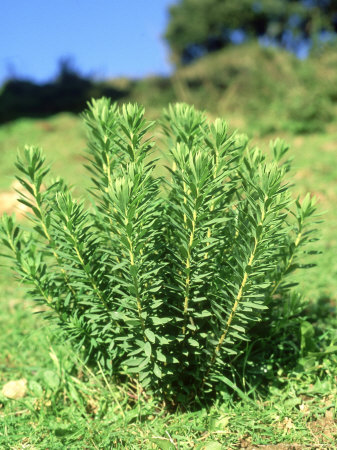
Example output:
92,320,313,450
0,0,175,84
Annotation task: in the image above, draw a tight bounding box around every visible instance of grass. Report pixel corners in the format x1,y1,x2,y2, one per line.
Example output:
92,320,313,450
1,282,336,447
0,113,87,192
1,277,336,448
0,105,337,447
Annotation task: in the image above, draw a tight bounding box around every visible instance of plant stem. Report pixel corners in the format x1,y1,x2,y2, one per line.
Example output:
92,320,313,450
72,242,109,310
213,237,258,358
182,204,197,335
270,229,302,297
32,185,76,298
125,229,147,340
203,205,265,385
6,230,55,311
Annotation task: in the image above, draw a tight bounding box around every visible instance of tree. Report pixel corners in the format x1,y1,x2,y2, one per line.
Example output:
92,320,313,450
165,0,337,64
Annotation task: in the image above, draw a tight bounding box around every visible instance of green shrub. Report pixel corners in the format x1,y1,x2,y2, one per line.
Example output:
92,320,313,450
0,99,318,405
282,88,333,134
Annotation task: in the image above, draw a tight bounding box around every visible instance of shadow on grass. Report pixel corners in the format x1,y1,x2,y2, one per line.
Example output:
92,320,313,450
224,295,337,403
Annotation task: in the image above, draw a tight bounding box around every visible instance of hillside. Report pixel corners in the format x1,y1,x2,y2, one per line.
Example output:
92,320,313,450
127,43,337,133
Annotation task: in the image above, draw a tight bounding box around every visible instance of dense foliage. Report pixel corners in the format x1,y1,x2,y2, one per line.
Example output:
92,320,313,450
0,99,318,404
165,0,337,63
0,60,127,124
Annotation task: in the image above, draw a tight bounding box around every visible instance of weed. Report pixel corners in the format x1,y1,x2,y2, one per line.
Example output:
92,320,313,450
1,99,319,407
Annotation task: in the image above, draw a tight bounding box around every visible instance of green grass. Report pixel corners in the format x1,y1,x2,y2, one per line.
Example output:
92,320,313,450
1,277,336,447
1,109,337,447
0,113,87,192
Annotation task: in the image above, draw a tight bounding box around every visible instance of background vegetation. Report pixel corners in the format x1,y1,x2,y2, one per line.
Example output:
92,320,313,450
0,0,337,447
165,0,337,63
